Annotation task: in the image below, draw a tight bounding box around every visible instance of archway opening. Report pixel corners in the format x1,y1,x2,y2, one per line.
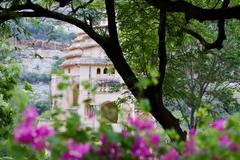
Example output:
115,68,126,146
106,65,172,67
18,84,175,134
100,101,118,123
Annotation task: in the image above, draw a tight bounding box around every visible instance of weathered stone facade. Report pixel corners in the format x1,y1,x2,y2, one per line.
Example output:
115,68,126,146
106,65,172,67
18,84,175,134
51,30,134,130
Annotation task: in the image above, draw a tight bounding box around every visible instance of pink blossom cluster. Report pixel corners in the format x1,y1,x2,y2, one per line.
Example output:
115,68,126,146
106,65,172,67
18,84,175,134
127,116,176,159
210,119,239,152
184,128,197,155
131,136,152,159
210,119,225,131
219,135,239,152
13,107,55,151
160,148,180,160
98,134,122,160
61,140,91,160
127,116,155,131
12,111,240,159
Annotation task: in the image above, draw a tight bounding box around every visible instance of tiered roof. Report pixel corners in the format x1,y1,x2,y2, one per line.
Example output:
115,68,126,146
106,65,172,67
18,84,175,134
60,56,112,67
60,30,112,68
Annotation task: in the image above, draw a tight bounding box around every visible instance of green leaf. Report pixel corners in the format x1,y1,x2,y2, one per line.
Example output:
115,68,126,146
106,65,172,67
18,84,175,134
57,82,70,90
82,81,91,90
83,98,92,105
139,98,151,112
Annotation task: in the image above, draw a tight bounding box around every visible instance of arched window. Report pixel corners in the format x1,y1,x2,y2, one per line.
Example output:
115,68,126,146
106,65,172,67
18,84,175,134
103,68,108,74
97,68,101,74
101,101,118,123
68,68,71,73
72,84,79,106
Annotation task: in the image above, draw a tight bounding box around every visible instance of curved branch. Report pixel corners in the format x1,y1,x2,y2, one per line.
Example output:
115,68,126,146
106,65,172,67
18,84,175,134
183,0,229,50
184,28,225,50
146,0,240,21
0,3,106,47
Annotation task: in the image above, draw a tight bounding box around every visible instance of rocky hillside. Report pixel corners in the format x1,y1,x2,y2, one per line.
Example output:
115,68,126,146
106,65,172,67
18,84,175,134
13,41,66,113
12,19,80,113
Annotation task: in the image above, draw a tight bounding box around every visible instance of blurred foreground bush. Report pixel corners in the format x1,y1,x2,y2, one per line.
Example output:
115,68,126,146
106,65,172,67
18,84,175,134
1,106,240,160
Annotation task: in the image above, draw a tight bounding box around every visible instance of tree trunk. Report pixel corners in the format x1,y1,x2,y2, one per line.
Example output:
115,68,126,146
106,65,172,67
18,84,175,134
190,108,196,129
102,40,186,141
144,85,187,141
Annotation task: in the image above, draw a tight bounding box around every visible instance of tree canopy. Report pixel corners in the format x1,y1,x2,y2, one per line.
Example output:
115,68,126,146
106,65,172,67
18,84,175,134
1,0,240,140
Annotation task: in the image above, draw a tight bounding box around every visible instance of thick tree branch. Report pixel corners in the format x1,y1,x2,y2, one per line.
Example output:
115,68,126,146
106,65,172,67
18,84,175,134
105,0,120,44
0,3,105,47
148,9,186,141
183,0,229,50
158,9,167,89
146,0,240,21
184,27,225,50
104,0,139,97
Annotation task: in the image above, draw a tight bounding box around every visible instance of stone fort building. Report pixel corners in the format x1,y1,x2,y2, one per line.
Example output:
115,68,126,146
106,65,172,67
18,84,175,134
51,30,134,129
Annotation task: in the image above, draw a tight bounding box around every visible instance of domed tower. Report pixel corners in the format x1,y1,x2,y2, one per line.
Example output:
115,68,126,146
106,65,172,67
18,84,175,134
51,30,134,129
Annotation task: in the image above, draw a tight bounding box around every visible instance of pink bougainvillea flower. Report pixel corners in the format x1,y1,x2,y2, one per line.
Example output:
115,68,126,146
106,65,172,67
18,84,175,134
160,148,180,160
229,143,239,152
30,125,55,151
98,134,122,160
128,116,154,131
30,136,46,151
23,107,39,124
131,136,151,159
61,140,91,160
104,143,122,160
210,119,225,131
219,135,239,152
151,133,161,146
13,122,37,144
184,129,196,155
121,129,129,138
99,134,107,144
36,125,55,137
219,135,232,147
13,123,55,151
184,138,196,155
13,107,55,151
189,128,196,138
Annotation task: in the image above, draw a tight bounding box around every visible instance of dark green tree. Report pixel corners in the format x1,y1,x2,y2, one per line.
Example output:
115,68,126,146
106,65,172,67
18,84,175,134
0,44,20,138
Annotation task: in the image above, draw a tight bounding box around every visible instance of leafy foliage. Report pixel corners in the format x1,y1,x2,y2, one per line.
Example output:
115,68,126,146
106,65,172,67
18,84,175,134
0,42,20,138
117,0,240,129
164,19,240,128
117,0,159,77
